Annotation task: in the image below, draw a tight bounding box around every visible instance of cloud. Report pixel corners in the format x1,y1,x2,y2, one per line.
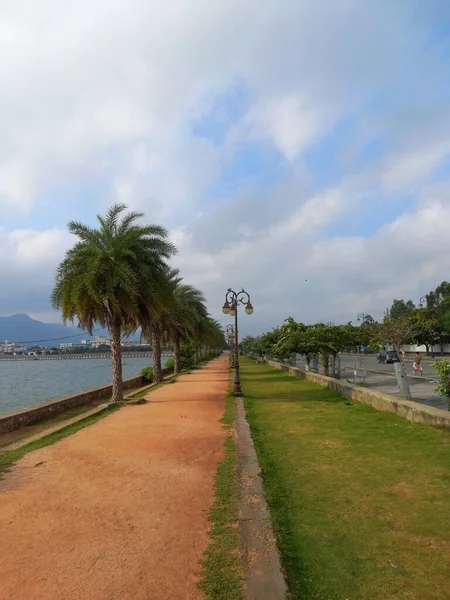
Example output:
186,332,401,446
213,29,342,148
172,183,450,335
0,0,449,332
0,228,72,318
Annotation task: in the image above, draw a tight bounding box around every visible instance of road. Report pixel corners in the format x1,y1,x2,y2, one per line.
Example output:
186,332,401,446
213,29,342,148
339,354,437,377
293,354,448,412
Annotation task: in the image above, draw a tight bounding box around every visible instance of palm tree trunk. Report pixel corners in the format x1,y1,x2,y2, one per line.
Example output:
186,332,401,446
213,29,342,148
110,322,123,402
152,323,162,382
174,334,181,374
195,344,200,364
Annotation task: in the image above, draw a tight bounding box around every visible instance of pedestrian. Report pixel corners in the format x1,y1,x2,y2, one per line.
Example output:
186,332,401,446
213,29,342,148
413,352,422,375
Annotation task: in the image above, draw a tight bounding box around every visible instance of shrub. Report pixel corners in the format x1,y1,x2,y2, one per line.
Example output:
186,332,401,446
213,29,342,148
432,360,450,399
141,366,154,382
164,358,175,371
180,344,196,370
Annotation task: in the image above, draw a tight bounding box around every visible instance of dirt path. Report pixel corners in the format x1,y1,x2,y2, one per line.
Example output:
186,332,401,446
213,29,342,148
0,356,229,600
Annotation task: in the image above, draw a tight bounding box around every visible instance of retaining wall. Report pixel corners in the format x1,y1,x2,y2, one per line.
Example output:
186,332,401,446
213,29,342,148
0,369,170,434
266,360,450,430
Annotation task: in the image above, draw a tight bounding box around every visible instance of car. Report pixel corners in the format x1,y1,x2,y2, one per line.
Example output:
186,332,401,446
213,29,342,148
377,350,400,364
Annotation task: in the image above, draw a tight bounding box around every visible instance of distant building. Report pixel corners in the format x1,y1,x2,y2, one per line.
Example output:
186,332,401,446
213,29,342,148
120,339,149,348
91,336,111,349
60,343,74,350
403,343,450,354
0,342,26,354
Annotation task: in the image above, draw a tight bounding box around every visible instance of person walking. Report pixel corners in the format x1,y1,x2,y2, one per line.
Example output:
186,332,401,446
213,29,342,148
413,352,422,375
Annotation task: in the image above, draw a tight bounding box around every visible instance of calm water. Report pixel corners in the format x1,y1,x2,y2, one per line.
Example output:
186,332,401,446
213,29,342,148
0,355,169,415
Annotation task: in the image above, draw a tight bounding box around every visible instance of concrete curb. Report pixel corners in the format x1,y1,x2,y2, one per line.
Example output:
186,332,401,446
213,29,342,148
235,397,288,600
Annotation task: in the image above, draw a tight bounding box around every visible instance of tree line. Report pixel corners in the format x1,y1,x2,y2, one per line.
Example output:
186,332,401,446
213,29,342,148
52,204,225,402
240,282,450,376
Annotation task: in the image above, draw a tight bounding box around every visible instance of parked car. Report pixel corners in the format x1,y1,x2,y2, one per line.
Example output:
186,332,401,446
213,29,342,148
377,350,400,364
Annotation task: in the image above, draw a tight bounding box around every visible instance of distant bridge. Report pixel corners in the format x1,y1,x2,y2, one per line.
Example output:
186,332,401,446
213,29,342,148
0,351,173,362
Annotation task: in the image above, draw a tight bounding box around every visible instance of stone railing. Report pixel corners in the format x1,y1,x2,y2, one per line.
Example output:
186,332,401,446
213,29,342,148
0,368,172,434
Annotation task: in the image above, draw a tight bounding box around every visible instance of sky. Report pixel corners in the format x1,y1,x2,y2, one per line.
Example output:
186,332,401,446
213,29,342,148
1,0,450,337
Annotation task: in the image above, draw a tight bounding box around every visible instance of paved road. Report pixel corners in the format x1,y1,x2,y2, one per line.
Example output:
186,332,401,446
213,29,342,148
293,354,448,412
339,354,437,377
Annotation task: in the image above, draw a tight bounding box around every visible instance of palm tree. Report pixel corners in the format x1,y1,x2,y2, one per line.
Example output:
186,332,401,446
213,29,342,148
139,267,182,383
193,316,224,362
164,283,208,373
51,204,176,402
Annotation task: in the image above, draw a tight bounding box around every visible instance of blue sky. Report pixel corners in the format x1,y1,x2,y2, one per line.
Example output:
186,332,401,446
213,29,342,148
0,0,450,334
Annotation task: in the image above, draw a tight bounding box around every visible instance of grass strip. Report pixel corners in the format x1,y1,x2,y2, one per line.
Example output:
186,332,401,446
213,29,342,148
241,357,450,600
0,404,120,477
198,392,243,600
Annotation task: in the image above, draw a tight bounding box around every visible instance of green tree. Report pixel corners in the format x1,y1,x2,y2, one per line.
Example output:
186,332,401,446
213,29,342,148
359,314,376,327
385,299,415,320
239,335,260,355
431,360,450,403
377,317,416,356
409,308,439,356
51,204,176,401
193,316,224,363
164,283,207,373
139,267,181,383
426,282,450,355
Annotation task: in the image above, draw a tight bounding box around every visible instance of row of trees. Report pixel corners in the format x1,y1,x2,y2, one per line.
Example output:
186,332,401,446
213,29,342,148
381,286,450,356
52,204,225,402
240,319,370,376
240,282,450,375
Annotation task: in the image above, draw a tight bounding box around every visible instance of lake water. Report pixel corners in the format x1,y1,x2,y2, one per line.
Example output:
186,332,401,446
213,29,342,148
0,355,169,415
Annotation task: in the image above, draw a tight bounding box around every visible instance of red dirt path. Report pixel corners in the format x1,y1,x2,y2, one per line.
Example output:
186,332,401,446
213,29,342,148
0,356,229,600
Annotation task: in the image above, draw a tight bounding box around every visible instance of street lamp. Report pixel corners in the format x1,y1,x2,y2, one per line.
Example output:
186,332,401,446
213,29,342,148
225,324,235,367
222,288,253,396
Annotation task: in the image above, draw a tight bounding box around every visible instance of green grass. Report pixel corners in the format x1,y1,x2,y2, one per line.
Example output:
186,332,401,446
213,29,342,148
241,358,450,600
0,404,120,477
198,392,243,600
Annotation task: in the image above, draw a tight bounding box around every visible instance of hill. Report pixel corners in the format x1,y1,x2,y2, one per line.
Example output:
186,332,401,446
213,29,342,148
0,314,106,347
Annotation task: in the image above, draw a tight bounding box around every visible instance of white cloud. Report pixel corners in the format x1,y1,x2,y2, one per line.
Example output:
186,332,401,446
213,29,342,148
0,0,449,330
0,0,444,217
234,94,326,161
381,142,450,192
0,228,72,316
172,184,450,335
0,229,72,271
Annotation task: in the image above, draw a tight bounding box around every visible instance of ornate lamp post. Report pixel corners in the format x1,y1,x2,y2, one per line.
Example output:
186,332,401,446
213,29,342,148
222,288,253,396
226,324,235,367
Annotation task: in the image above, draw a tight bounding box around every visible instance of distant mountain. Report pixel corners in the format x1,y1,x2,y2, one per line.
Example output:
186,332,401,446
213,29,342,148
0,314,108,347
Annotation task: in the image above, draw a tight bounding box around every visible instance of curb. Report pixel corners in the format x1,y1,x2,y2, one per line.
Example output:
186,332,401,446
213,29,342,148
235,397,288,600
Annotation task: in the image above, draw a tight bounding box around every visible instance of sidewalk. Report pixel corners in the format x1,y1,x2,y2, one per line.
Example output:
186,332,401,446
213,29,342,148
0,356,229,600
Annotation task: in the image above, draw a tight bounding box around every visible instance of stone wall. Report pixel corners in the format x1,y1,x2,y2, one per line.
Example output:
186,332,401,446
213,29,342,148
0,369,171,434
266,360,450,430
